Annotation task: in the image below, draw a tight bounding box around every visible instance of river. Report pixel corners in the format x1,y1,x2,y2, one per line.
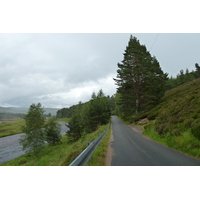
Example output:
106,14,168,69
0,121,69,165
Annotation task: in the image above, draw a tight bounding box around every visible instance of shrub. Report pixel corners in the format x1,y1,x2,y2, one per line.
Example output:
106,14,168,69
157,124,165,135
183,118,193,128
191,123,200,140
171,129,181,136
44,118,62,145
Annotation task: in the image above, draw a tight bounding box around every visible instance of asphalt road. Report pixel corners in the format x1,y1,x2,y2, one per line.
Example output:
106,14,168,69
111,116,200,166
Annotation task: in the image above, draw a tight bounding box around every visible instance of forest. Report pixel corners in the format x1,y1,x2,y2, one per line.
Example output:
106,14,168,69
57,89,114,142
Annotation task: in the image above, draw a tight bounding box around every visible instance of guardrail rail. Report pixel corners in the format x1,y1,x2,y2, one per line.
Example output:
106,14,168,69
69,123,110,166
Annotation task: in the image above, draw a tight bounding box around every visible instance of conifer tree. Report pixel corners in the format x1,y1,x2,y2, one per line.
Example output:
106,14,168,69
194,63,200,78
44,117,62,145
114,35,168,118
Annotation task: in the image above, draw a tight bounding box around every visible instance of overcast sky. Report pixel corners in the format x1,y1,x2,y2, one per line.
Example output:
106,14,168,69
0,33,200,108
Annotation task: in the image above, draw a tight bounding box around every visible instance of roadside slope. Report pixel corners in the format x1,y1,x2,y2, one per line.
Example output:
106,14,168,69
138,78,200,159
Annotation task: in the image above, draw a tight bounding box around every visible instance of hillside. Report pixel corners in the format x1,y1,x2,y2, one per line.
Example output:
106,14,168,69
146,78,200,135
141,78,200,159
0,107,59,116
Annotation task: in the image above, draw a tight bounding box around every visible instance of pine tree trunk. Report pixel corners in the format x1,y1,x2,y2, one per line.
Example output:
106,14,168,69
136,99,139,115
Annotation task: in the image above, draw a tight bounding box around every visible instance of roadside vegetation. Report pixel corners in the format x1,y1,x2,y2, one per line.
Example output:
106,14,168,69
87,124,112,166
57,89,111,142
19,103,62,157
143,125,200,159
134,79,200,159
1,89,112,166
0,119,25,137
1,124,108,166
56,118,69,122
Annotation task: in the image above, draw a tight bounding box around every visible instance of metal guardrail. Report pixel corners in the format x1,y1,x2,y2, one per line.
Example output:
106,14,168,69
69,123,110,166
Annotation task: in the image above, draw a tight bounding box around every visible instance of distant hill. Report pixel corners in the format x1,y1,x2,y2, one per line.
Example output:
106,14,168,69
43,108,59,116
0,106,59,116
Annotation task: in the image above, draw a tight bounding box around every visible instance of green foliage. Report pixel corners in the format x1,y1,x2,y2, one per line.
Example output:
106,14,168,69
0,119,25,137
114,35,168,119
19,129,45,157
19,103,46,157
66,89,111,142
67,113,83,142
143,125,200,159
87,124,111,166
44,118,62,145
165,64,200,91
148,78,200,135
56,94,115,119
2,124,108,166
191,123,200,140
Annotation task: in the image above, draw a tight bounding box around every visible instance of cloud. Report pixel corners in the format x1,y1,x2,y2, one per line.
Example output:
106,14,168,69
0,33,200,108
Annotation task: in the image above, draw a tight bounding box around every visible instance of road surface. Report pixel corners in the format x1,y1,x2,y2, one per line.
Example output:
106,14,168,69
110,116,200,166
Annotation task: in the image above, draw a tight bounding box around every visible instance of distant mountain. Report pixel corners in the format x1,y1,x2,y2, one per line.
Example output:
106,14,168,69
0,107,21,113
43,108,59,116
0,107,59,116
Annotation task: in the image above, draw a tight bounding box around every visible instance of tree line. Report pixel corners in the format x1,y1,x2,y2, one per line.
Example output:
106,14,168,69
166,63,200,90
61,89,111,142
56,94,115,119
19,91,113,157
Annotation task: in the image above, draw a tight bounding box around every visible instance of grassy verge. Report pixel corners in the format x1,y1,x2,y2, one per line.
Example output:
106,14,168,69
0,119,25,137
1,124,108,166
57,118,70,122
87,124,111,166
143,122,200,159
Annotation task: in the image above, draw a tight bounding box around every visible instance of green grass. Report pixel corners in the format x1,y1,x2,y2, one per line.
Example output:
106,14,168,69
143,123,200,159
0,119,25,137
0,118,67,138
130,79,200,159
146,78,200,135
57,118,70,122
1,124,108,166
87,124,111,166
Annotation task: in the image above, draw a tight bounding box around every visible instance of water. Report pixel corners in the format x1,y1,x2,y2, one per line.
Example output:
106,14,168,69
0,121,69,165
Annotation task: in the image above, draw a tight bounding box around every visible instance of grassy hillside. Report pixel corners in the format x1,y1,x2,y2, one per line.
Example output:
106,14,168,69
0,119,25,137
142,78,200,159
0,107,59,116
147,78,200,134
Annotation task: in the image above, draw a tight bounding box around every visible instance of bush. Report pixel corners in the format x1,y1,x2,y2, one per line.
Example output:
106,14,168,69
157,124,165,135
44,118,62,145
191,123,200,140
171,129,181,136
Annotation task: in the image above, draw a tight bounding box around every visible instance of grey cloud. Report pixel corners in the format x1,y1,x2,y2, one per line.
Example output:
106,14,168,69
0,33,200,108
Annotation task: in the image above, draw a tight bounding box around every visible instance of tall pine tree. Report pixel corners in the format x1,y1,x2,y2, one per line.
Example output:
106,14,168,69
114,35,168,118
